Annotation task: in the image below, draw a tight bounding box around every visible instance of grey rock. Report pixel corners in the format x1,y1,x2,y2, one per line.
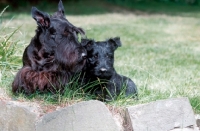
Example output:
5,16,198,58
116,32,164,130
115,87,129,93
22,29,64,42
170,127,199,131
0,100,41,131
124,97,196,131
197,119,200,127
113,112,124,131
195,114,200,128
36,100,120,131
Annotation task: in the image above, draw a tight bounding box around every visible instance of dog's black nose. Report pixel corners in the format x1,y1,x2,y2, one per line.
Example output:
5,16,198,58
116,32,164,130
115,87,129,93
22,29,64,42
81,53,87,59
100,68,107,72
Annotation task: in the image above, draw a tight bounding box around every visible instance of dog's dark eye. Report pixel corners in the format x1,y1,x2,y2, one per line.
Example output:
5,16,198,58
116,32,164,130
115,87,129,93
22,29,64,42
49,27,56,35
49,27,56,39
64,30,69,36
94,54,98,59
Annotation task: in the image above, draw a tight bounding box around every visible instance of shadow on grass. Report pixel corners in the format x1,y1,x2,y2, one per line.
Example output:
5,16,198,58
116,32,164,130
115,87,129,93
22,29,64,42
0,0,115,19
1,0,200,19
111,0,200,17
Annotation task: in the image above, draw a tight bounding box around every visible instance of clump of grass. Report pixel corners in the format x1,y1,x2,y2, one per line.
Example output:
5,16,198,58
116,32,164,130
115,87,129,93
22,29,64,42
190,96,200,114
14,73,103,106
105,81,138,106
0,7,21,90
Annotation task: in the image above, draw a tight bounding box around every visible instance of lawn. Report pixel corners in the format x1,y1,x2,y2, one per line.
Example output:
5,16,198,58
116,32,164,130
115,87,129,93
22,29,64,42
1,0,200,113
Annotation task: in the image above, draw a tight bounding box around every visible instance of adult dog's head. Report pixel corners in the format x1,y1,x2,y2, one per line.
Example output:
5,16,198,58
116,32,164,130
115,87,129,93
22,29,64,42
31,0,84,40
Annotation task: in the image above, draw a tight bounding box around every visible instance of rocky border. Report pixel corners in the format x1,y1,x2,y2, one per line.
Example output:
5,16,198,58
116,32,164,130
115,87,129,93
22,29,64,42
0,96,199,131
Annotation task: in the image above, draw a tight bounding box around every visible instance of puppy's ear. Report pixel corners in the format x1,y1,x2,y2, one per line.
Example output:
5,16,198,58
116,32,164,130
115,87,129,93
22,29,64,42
108,37,122,50
31,7,50,28
58,0,65,17
81,38,94,51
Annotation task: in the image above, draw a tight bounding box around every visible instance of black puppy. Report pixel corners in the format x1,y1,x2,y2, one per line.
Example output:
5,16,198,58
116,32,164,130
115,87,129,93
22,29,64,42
81,37,137,101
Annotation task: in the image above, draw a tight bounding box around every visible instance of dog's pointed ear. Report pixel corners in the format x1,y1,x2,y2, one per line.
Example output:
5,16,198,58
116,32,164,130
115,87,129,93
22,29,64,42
58,0,65,17
108,37,122,50
31,7,50,28
81,38,94,51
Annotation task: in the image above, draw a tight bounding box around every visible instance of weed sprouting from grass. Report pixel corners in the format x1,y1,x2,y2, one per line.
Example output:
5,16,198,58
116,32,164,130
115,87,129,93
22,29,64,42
0,6,9,17
0,7,21,88
0,26,20,65
190,96,200,114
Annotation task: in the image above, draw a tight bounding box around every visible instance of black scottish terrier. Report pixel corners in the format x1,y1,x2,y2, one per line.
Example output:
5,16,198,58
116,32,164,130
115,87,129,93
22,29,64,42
81,37,137,101
12,0,87,94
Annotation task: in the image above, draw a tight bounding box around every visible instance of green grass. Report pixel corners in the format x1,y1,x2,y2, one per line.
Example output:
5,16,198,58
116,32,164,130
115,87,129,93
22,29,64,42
13,73,100,105
1,1,200,113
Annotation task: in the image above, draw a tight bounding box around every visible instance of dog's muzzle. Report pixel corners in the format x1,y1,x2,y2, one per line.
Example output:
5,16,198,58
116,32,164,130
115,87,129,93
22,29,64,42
100,68,107,72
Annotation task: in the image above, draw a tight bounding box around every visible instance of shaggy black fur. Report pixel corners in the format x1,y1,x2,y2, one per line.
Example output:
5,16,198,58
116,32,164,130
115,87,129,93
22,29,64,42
12,0,87,94
81,37,137,101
